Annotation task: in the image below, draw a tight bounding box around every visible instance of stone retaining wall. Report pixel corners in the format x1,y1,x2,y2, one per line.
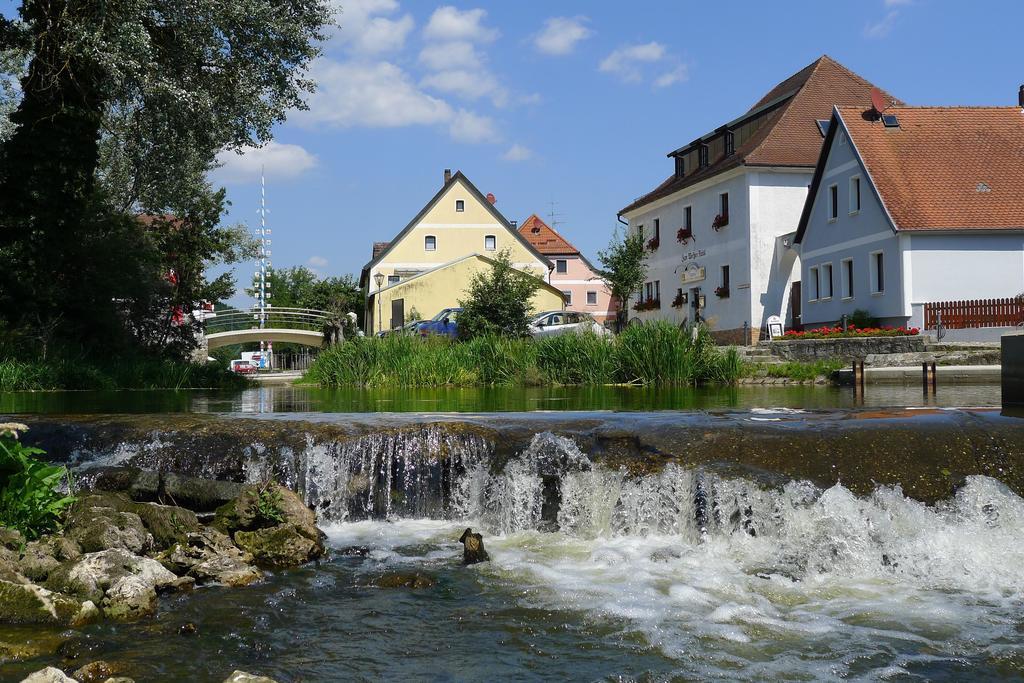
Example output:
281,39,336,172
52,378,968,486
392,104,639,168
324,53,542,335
762,335,925,362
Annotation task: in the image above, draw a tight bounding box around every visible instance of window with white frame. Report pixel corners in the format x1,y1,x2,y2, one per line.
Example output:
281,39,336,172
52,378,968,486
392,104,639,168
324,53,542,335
484,235,496,251
821,263,833,299
683,206,692,231
828,184,839,221
849,176,861,214
808,266,820,301
455,200,464,212
555,259,567,274
841,258,854,299
587,291,598,305
870,251,885,294
424,235,436,251
562,290,573,305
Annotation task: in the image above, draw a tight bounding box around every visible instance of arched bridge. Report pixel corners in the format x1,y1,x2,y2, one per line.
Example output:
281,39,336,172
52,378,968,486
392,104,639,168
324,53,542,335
203,308,331,350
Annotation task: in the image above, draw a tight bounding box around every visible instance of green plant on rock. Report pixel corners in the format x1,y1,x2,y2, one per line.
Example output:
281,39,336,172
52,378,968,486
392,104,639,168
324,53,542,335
0,424,76,540
255,482,285,526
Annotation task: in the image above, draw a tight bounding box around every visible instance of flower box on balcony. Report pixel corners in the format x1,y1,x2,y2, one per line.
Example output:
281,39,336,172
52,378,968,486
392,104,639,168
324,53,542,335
633,298,661,312
646,236,660,251
676,227,693,244
714,285,729,299
712,213,729,230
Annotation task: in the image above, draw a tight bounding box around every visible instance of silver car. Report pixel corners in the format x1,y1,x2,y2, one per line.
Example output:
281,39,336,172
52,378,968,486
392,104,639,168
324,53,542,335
528,311,610,338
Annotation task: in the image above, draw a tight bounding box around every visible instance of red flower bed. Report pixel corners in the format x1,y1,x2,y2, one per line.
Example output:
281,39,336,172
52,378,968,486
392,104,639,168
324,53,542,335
634,298,661,312
780,325,920,340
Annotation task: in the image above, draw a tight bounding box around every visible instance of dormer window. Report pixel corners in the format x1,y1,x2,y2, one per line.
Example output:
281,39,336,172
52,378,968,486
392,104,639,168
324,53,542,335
698,145,709,169
674,156,685,178
724,131,735,157
455,200,465,212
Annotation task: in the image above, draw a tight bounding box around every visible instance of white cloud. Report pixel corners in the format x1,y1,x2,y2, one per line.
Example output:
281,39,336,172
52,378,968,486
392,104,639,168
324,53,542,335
534,16,592,56
449,109,498,144
213,142,317,183
864,11,898,38
500,144,532,162
331,0,414,55
599,42,688,89
423,6,498,43
418,41,483,71
421,69,507,106
308,255,329,268
302,60,453,128
654,65,689,89
599,42,667,82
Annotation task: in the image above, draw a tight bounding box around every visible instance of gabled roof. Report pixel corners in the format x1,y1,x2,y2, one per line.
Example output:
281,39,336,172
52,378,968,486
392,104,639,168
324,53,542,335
360,170,553,286
620,55,900,215
518,214,580,255
796,105,1024,243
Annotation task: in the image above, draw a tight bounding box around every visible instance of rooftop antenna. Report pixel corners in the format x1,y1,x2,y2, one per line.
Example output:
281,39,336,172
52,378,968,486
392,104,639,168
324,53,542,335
254,166,273,368
547,200,565,229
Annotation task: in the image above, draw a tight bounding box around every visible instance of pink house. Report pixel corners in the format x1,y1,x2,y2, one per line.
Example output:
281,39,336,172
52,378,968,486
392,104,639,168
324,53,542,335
518,215,618,327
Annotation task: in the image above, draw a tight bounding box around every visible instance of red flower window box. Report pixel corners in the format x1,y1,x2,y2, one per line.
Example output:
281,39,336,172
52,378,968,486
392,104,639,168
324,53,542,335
712,213,729,230
633,298,661,312
646,236,660,251
714,285,729,299
671,291,686,308
676,227,693,243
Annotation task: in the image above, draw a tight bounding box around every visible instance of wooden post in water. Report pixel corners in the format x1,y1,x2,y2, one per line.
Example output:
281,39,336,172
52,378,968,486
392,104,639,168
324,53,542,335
922,362,937,395
853,361,865,402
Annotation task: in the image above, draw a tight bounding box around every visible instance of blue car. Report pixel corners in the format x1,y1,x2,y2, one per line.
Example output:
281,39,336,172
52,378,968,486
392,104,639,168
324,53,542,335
418,307,462,338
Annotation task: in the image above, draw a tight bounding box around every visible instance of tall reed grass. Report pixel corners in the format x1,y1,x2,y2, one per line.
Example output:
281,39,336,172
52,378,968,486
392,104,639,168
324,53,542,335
305,321,745,387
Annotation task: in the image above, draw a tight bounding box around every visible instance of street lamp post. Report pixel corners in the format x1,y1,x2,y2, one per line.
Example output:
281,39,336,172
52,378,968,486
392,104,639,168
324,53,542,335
373,272,385,335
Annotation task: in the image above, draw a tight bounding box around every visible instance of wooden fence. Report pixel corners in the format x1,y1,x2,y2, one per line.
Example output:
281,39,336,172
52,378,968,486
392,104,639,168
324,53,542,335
924,297,1024,329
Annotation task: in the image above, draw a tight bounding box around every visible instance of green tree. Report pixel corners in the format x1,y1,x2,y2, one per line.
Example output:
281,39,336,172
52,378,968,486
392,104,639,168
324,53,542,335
249,266,363,318
458,251,542,340
594,229,648,331
0,0,330,357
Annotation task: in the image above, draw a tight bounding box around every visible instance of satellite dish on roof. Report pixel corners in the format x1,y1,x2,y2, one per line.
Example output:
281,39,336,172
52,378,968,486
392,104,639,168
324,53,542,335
870,88,888,115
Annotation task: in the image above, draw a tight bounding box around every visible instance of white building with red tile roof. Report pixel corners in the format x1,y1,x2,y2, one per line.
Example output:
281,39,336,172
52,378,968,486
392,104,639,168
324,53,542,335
794,102,1024,339
619,56,897,342
518,215,617,326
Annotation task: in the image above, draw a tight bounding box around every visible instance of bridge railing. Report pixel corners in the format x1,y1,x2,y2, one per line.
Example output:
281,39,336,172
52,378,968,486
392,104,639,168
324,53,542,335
204,307,331,334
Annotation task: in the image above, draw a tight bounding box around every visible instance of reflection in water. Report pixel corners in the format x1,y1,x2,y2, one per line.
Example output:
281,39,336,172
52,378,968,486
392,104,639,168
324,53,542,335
0,382,1002,414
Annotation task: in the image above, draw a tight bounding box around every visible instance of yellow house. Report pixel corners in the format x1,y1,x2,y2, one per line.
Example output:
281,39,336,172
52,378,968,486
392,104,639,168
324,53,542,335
359,170,565,333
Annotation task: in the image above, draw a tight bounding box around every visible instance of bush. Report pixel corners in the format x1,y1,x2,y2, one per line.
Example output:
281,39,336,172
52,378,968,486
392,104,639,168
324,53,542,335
458,250,542,340
0,356,250,391
849,309,878,329
0,424,76,540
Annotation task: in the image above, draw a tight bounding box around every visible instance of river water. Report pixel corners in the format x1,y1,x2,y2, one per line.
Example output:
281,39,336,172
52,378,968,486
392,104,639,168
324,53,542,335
4,384,1023,682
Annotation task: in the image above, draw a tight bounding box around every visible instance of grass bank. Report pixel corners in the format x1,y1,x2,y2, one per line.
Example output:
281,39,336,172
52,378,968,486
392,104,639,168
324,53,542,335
305,321,743,387
0,356,250,391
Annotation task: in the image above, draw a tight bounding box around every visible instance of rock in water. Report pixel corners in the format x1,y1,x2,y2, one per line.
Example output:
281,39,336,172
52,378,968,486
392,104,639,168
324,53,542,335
373,572,436,589
19,667,75,683
458,528,490,565
222,671,279,683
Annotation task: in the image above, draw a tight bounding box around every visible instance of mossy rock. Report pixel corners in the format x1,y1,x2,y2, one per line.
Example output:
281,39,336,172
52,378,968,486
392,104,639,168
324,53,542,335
233,524,324,569
69,492,198,551
0,528,24,551
19,536,81,583
0,580,84,625
372,572,436,589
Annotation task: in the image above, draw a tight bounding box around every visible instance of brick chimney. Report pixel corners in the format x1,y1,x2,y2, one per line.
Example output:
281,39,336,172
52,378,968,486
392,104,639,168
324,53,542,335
1019,85,1024,108
486,192,496,204
443,169,452,185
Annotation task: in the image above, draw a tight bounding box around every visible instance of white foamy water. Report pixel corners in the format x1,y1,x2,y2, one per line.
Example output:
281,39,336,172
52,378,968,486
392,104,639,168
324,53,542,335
321,444,1024,680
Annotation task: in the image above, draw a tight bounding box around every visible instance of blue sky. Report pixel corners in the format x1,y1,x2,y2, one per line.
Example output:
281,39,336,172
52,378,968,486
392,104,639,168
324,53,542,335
4,1,1023,307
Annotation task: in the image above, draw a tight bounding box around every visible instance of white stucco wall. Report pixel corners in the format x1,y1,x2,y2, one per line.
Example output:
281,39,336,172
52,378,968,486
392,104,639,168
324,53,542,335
907,233,1024,302
747,170,811,333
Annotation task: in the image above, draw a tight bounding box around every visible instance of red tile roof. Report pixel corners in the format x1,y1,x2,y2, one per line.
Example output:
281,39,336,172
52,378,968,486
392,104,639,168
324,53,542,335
518,214,580,255
620,55,900,215
838,105,1024,230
